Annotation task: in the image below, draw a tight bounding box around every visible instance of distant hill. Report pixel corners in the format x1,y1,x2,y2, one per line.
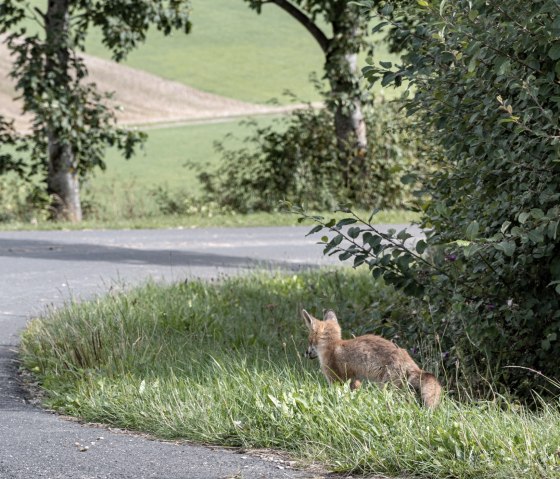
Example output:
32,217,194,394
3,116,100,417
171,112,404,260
0,40,306,132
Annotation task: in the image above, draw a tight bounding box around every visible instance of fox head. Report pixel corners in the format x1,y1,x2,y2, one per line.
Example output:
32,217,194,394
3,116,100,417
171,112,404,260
301,309,341,359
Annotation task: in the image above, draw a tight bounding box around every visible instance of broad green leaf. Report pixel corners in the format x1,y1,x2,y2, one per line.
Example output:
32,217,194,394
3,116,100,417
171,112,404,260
518,212,530,224
466,221,479,240
416,240,428,254
548,43,560,61
400,173,417,185
348,226,361,239
500,221,511,234
494,240,516,257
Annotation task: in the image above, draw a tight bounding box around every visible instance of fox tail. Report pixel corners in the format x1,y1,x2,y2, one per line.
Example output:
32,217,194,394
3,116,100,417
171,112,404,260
407,369,442,408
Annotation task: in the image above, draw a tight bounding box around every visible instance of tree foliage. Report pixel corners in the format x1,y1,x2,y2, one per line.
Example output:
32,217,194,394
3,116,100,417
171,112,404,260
308,0,560,398
199,99,435,213
244,0,371,160
0,0,191,221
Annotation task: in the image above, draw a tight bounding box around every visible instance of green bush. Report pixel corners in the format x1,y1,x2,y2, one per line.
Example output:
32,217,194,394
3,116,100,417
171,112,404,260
319,0,560,399
0,175,49,223
200,99,435,212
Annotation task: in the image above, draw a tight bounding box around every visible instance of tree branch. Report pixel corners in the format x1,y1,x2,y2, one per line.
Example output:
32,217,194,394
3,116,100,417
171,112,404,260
263,0,329,53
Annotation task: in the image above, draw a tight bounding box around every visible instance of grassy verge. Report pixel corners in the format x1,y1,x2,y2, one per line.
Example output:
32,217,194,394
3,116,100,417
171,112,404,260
0,209,418,231
21,271,560,478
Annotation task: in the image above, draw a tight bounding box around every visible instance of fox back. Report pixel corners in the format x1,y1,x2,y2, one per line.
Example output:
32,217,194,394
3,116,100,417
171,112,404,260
302,309,441,408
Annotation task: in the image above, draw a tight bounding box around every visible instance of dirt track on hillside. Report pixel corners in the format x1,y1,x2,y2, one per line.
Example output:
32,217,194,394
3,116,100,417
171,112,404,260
0,41,308,132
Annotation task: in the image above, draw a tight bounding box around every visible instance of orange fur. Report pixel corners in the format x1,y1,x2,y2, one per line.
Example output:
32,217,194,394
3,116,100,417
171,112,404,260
302,309,441,408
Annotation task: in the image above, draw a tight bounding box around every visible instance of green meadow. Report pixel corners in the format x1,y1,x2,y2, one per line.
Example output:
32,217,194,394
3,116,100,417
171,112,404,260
21,271,560,479
3,1,407,228
84,0,400,104
83,116,277,220
85,0,326,104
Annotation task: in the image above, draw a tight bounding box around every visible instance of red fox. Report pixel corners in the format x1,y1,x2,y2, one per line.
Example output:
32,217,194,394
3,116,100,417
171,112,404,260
302,309,442,408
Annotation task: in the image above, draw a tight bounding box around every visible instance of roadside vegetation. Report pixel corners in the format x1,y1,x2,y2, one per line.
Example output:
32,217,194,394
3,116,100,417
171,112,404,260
21,270,560,479
10,0,560,476
0,115,419,228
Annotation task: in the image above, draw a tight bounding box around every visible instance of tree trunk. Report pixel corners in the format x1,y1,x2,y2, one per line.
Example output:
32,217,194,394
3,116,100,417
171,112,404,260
330,51,367,154
45,0,82,222
266,0,368,163
326,8,368,180
47,132,82,222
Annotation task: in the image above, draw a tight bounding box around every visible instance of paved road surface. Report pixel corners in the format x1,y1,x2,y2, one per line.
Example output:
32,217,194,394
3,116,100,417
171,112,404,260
0,226,418,479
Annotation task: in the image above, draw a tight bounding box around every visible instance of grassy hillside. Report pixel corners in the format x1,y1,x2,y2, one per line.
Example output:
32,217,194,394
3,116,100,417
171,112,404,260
17,1,401,106
83,0,401,104
84,116,277,219
84,0,326,104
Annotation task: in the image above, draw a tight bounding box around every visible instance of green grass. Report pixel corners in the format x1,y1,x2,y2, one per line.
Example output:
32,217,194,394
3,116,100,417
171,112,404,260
21,0,402,105
83,0,402,104
81,116,275,221
88,117,275,197
0,207,418,231
84,0,327,104
21,271,560,478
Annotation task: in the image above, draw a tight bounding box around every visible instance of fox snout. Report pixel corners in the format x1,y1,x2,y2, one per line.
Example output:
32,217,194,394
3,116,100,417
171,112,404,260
305,345,318,359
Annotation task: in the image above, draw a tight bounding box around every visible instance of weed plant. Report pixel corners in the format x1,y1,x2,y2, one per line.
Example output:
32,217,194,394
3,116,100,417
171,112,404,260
21,271,560,478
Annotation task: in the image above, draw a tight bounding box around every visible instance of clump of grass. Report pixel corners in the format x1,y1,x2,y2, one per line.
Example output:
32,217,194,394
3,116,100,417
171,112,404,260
21,271,560,478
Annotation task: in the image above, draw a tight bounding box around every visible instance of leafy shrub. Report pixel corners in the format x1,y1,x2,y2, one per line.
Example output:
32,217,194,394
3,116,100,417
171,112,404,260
200,99,436,213
0,175,50,223
309,0,560,399
150,186,229,217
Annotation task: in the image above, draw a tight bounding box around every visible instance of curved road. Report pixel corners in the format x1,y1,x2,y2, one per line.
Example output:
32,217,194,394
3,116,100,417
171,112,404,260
0,226,417,479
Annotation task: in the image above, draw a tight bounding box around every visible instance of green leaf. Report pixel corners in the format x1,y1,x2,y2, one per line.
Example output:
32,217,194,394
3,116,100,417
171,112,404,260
527,229,544,244
371,22,389,35
466,221,479,240
348,226,361,239
547,220,559,240
381,72,396,87
494,240,516,257
397,230,413,241
416,240,428,254
500,221,511,234
548,43,560,61
331,234,344,246
400,173,417,185
380,61,393,69
336,218,357,227
306,225,323,236
518,212,530,224
549,257,560,279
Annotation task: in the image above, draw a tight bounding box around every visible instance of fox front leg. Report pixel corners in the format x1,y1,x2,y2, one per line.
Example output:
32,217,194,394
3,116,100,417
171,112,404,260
350,379,362,390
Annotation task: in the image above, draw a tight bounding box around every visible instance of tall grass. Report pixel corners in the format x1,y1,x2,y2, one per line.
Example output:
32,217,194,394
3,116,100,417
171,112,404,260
21,271,560,478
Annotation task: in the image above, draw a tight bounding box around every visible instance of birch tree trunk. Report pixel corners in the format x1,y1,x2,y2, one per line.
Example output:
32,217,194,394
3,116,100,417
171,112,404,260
45,0,82,222
327,9,368,180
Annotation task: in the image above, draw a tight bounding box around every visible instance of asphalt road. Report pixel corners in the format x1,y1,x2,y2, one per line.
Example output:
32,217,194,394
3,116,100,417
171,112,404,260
0,225,418,479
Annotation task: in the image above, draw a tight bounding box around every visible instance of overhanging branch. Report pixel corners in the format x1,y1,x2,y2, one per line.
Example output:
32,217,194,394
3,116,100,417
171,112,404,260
264,0,329,53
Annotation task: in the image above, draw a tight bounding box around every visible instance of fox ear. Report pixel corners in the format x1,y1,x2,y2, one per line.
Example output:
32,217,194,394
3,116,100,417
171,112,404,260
323,310,338,323
301,309,315,330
